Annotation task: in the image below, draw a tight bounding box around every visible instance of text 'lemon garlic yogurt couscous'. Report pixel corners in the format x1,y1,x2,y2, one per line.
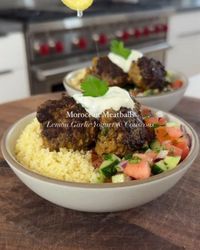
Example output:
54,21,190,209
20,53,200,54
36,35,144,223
15,118,97,183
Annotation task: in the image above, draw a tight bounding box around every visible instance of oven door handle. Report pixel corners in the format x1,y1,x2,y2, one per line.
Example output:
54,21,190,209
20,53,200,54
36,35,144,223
138,42,171,54
34,61,91,81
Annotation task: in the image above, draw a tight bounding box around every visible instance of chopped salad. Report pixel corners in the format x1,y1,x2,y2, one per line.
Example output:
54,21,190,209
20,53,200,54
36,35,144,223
91,108,190,183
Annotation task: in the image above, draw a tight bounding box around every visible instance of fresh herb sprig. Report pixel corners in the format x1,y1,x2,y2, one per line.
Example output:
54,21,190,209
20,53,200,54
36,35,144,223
81,75,109,97
110,40,131,59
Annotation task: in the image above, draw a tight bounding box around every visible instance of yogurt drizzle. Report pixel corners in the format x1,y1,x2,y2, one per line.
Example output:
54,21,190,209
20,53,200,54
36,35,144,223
73,87,135,117
108,50,143,73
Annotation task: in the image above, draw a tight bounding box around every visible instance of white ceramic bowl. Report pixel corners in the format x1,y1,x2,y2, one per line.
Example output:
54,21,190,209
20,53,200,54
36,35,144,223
1,111,199,212
63,69,188,111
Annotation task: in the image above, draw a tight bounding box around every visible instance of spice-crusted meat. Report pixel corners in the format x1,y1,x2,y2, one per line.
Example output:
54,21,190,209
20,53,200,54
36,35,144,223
37,95,154,157
87,56,129,87
129,57,167,90
36,95,99,151
95,107,154,157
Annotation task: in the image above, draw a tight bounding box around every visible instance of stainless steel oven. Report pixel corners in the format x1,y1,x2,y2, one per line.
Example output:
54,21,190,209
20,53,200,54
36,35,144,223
25,7,172,94
0,3,173,94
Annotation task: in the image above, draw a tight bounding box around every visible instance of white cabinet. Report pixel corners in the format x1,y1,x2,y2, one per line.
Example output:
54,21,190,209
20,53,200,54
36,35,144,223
166,11,200,77
185,74,200,98
0,69,30,103
0,31,30,104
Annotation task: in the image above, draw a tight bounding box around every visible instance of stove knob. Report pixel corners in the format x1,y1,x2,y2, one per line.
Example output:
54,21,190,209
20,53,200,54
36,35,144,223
74,38,88,50
55,41,64,53
116,31,130,41
134,29,142,38
143,27,150,36
162,24,168,33
98,34,108,45
122,31,130,41
154,25,162,34
93,34,108,45
39,44,50,56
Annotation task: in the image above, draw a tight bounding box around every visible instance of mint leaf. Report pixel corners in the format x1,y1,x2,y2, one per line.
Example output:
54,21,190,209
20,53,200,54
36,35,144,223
81,75,109,97
110,40,131,59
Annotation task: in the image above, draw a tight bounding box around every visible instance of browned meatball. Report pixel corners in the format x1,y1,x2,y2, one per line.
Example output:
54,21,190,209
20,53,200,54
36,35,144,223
129,57,167,90
36,95,99,151
87,56,129,87
95,107,154,157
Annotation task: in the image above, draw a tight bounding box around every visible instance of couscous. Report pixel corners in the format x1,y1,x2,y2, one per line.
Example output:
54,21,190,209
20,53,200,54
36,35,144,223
15,119,96,183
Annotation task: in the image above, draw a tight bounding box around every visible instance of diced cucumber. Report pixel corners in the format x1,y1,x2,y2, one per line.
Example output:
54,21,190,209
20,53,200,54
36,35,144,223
166,122,180,128
103,153,121,162
100,159,119,178
123,154,133,160
112,174,126,183
164,156,181,168
129,156,142,164
152,156,181,175
152,163,166,174
150,140,162,152
90,171,105,184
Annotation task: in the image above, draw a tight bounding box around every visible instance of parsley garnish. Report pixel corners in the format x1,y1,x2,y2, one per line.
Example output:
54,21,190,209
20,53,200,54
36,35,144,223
111,40,131,59
81,75,109,97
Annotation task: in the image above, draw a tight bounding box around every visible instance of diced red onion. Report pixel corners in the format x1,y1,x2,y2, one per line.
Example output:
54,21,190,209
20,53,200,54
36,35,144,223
120,161,128,168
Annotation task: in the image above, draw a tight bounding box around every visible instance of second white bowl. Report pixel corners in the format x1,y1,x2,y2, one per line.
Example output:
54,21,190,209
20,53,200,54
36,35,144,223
63,69,188,111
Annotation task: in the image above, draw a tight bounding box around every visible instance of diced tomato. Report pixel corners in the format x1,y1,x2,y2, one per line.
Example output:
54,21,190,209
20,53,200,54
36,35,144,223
166,127,183,139
158,117,167,126
145,117,159,127
141,108,152,117
174,137,189,148
171,80,183,90
124,160,151,180
173,138,190,160
163,142,183,157
155,127,171,143
144,115,166,127
145,151,158,161
182,146,190,160
133,153,155,165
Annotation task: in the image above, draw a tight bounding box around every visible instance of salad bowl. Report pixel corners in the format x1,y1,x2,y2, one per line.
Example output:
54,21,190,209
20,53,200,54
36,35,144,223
1,109,199,212
64,69,188,111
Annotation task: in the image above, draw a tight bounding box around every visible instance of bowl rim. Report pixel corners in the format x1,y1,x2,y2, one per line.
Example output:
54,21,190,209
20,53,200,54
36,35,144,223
63,68,189,100
1,110,199,189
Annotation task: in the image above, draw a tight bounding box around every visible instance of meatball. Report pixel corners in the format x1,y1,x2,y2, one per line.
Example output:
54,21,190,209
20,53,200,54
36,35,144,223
95,107,154,157
128,57,167,90
87,56,129,87
37,95,99,151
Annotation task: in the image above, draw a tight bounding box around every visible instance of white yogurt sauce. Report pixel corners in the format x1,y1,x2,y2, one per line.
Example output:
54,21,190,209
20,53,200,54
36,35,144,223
73,86,135,117
108,50,143,73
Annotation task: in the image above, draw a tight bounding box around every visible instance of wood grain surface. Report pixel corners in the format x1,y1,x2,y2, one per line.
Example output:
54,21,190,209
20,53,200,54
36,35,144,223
0,94,199,250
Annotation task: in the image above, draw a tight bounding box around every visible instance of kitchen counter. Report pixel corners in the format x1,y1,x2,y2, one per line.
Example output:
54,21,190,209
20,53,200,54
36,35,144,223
0,94,200,250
